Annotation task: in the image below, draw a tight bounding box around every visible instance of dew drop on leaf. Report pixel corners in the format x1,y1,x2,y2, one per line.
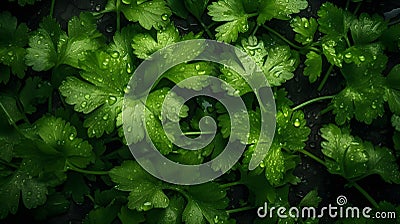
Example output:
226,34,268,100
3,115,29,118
345,52,352,59
108,96,117,105
358,55,365,62
84,94,90,100
122,0,132,4
294,118,301,127
161,14,168,21
111,51,119,58
81,101,87,108
69,134,75,141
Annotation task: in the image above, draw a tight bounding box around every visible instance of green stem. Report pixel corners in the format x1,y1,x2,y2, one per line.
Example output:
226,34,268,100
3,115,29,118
252,25,259,36
48,92,53,113
263,25,302,50
0,101,22,134
306,46,321,53
50,0,56,17
345,0,350,11
292,95,334,111
66,162,109,175
198,19,214,39
226,206,255,214
86,194,96,204
299,149,326,166
116,0,121,32
183,131,215,136
353,2,362,15
350,182,379,208
344,36,351,48
0,159,19,169
319,105,334,116
317,64,334,91
220,181,242,189
165,186,191,201
248,13,258,18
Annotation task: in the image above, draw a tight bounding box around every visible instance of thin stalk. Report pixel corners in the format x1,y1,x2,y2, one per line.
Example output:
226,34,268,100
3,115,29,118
350,182,379,208
252,25,259,36
86,194,96,204
183,131,215,136
307,46,321,53
50,0,56,17
48,92,53,113
354,2,362,15
317,64,334,91
319,105,334,116
0,159,19,169
198,19,214,39
165,186,191,201
226,206,255,214
219,181,242,189
263,25,302,50
116,0,121,32
345,0,350,11
299,149,326,166
0,101,22,134
292,95,334,111
344,36,351,48
66,162,108,175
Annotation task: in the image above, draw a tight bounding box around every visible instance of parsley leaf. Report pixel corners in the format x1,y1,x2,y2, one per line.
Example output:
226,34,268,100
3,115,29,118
385,64,400,115
392,115,400,132
350,13,387,45
184,0,209,20
291,16,318,45
147,195,185,224
317,2,352,37
208,0,250,43
182,182,231,224
119,0,172,30
0,12,29,78
321,124,400,183
7,0,41,6
132,25,180,59
303,51,322,83
26,13,104,71
19,77,52,114
257,0,308,25
109,161,169,211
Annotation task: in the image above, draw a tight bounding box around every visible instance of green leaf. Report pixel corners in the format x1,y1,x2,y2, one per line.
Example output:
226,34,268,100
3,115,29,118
162,62,216,91
147,195,185,224
263,143,285,186
317,2,352,36
63,173,90,204
0,12,29,78
218,66,252,96
380,23,400,52
320,124,400,183
32,193,70,221
392,115,400,132
350,13,387,45
298,190,321,208
333,60,386,125
257,0,308,25
303,51,322,83
166,0,190,19
109,161,169,211
290,17,318,45
26,13,103,71
208,0,250,43
0,94,25,125
34,116,94,168
184,0,209,19
182,183,231,224
385,64,400,114
132,24,180,59
263,45,297,86
118,206,145,224
19,77,52,114
321,35,346,68
0,161,48,219
120,0,172,30
84,204,119,224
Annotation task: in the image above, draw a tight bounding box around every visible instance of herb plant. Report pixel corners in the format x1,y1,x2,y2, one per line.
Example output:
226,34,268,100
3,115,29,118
1,0,400,223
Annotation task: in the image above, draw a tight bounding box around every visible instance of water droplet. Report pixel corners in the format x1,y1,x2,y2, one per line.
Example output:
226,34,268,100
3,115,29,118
161,14,168,21
7,51,13,56
122,0,132,4
198,70,206,75
293,118,301,127
106,25,114,33
108,96,117,105
69,134,75,141
81,101,87,108
111,51,119,58
371,103,376,109
358,55,365,62
345,52,352,58
339,103,344,109
95,4,101,12
126,63,133,74
127,126,132,133
84,94,90,100
102,114,109,120
195,64,201,70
